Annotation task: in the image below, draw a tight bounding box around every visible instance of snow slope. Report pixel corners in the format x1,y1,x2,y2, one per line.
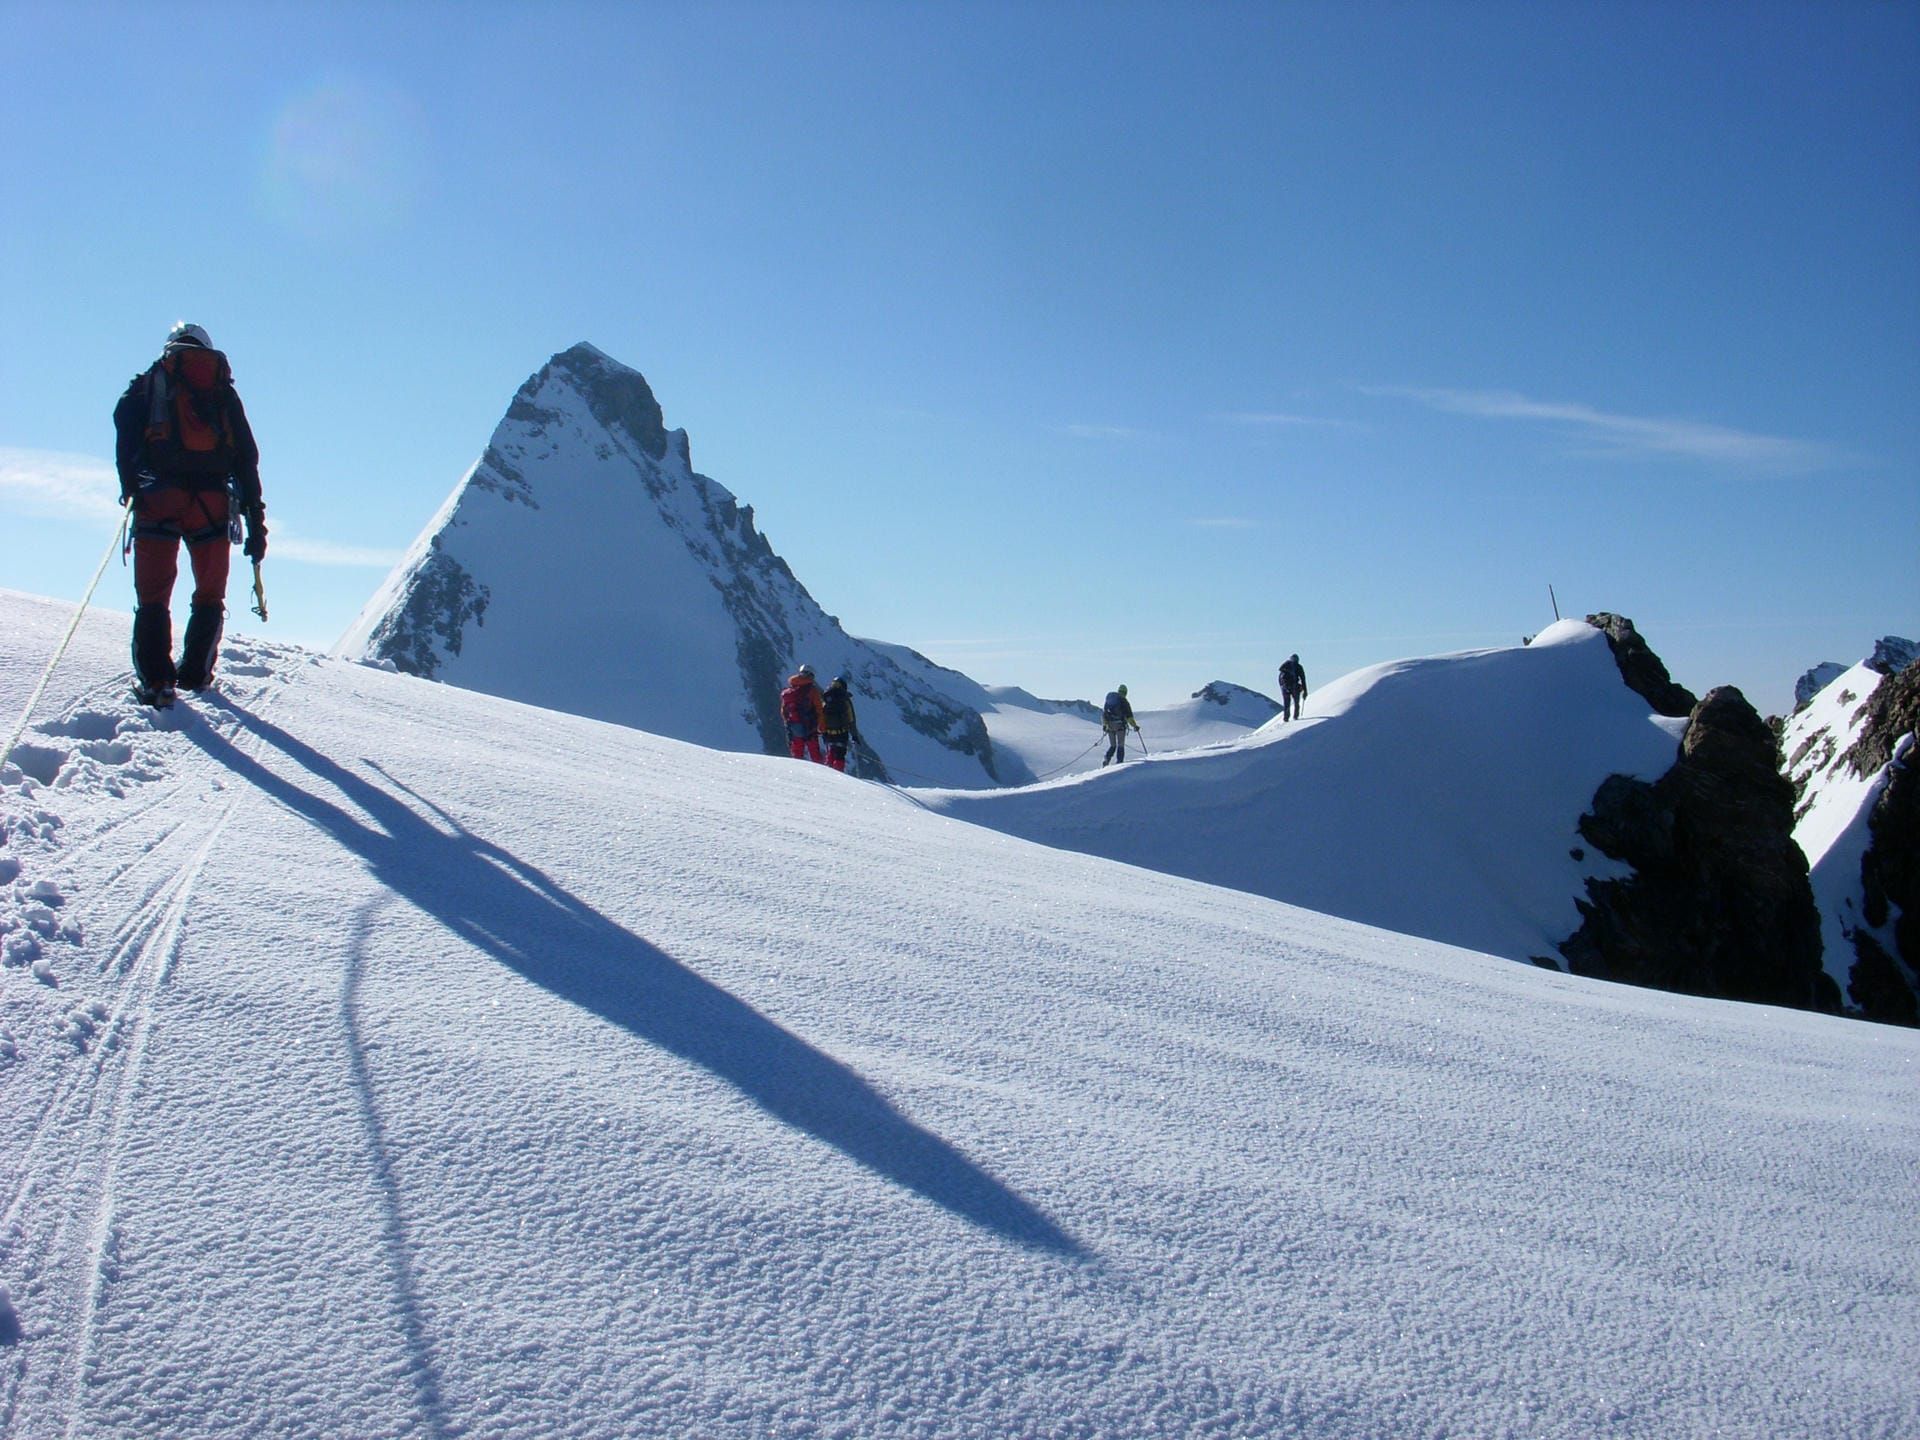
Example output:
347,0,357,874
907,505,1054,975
925,621,1688,964
3,592,1916,1439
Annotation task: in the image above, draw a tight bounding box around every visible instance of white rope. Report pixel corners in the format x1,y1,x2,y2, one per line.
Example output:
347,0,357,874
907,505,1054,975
1,510,130,780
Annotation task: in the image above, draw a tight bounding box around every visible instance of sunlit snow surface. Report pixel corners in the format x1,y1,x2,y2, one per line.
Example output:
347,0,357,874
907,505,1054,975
2,592,1915,1439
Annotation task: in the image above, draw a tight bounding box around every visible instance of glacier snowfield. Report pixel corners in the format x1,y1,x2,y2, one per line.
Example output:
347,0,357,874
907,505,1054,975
2,590,1915,1439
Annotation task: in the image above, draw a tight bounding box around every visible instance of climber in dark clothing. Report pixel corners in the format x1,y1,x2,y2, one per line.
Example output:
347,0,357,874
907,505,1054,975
1101,684,1139,766
820,674,863,773
1278,654,1307,723
112,323,266,703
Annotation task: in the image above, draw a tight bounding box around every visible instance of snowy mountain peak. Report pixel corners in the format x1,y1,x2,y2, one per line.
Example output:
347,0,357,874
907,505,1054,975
1191,679,1278,713
339,345,1011,787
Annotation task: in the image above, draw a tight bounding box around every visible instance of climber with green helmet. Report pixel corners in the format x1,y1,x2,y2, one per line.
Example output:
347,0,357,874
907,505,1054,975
1100,684,1139,766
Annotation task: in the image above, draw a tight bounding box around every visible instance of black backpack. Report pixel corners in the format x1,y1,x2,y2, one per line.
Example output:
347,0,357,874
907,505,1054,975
1102,691,1126,726
821,685,853,733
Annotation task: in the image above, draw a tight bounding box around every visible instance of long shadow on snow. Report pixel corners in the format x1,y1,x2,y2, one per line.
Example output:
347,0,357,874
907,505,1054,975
188,701,1081,1257
340,895,454,1440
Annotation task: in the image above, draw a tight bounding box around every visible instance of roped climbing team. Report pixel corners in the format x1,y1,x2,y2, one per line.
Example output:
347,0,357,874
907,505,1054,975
778,661,1309,774
779,666,863,772
111,323,1313,760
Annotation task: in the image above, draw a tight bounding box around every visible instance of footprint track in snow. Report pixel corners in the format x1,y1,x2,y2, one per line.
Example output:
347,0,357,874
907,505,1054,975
0,657,304,1435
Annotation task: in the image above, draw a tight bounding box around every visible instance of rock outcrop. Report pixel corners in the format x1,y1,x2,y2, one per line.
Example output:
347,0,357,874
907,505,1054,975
1867,636,1919,677
1850,667,1920,1025
1192,681,1281,718
1584,613,1698,718
1561,685,1829,1011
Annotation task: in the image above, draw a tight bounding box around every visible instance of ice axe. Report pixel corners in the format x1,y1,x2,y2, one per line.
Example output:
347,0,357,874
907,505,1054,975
249,560,269,622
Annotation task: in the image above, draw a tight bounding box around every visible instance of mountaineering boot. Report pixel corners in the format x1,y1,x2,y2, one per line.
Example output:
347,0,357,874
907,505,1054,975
176,600,225,691
132,602,175,694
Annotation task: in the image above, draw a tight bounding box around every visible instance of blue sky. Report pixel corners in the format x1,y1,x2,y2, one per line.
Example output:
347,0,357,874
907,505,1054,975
3,1,1915,711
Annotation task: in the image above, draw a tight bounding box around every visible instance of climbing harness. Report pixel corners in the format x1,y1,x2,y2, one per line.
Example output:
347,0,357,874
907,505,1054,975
123,477,231,549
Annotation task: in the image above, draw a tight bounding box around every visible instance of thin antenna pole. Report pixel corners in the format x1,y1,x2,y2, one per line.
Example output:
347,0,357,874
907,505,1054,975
1548,584,1561,621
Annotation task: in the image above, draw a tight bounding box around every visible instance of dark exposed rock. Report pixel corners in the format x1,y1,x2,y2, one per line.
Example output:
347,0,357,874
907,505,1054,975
1851,669,1920,1025
1584,613,1697,718
1848,930,1918,1027
364,548,488,680
1867,635,1919,677
472,446,538,508
547,343,669,461
1578,774,1676,868
1787,726,1841,817
1560,686,1828,1011
1843,661,1920,780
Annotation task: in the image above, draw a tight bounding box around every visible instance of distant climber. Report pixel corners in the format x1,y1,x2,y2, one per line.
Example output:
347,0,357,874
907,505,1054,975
1278,654,1307,722
780,664,827,763
112,322,266,705
1101,684,1140,766
820,674,863,773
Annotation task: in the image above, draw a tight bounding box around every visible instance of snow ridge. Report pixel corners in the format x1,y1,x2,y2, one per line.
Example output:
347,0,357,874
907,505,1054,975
926,622,1685,963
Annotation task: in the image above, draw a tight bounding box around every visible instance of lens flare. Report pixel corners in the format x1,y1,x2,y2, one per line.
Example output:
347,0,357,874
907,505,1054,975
261,77,427,240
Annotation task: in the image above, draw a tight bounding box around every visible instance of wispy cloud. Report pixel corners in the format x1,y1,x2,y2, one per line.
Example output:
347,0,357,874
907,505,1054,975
922,632,1275,659
1210,411,1361,430
0,447,123,522
1057,423,1154,442
0,446,401,568
274,538,406,568
1366,386,1844,472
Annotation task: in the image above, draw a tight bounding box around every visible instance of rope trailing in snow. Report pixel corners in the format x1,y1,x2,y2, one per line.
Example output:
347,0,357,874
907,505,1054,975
1028,735,1106,782
1,509,130,781
855,730,1117,792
